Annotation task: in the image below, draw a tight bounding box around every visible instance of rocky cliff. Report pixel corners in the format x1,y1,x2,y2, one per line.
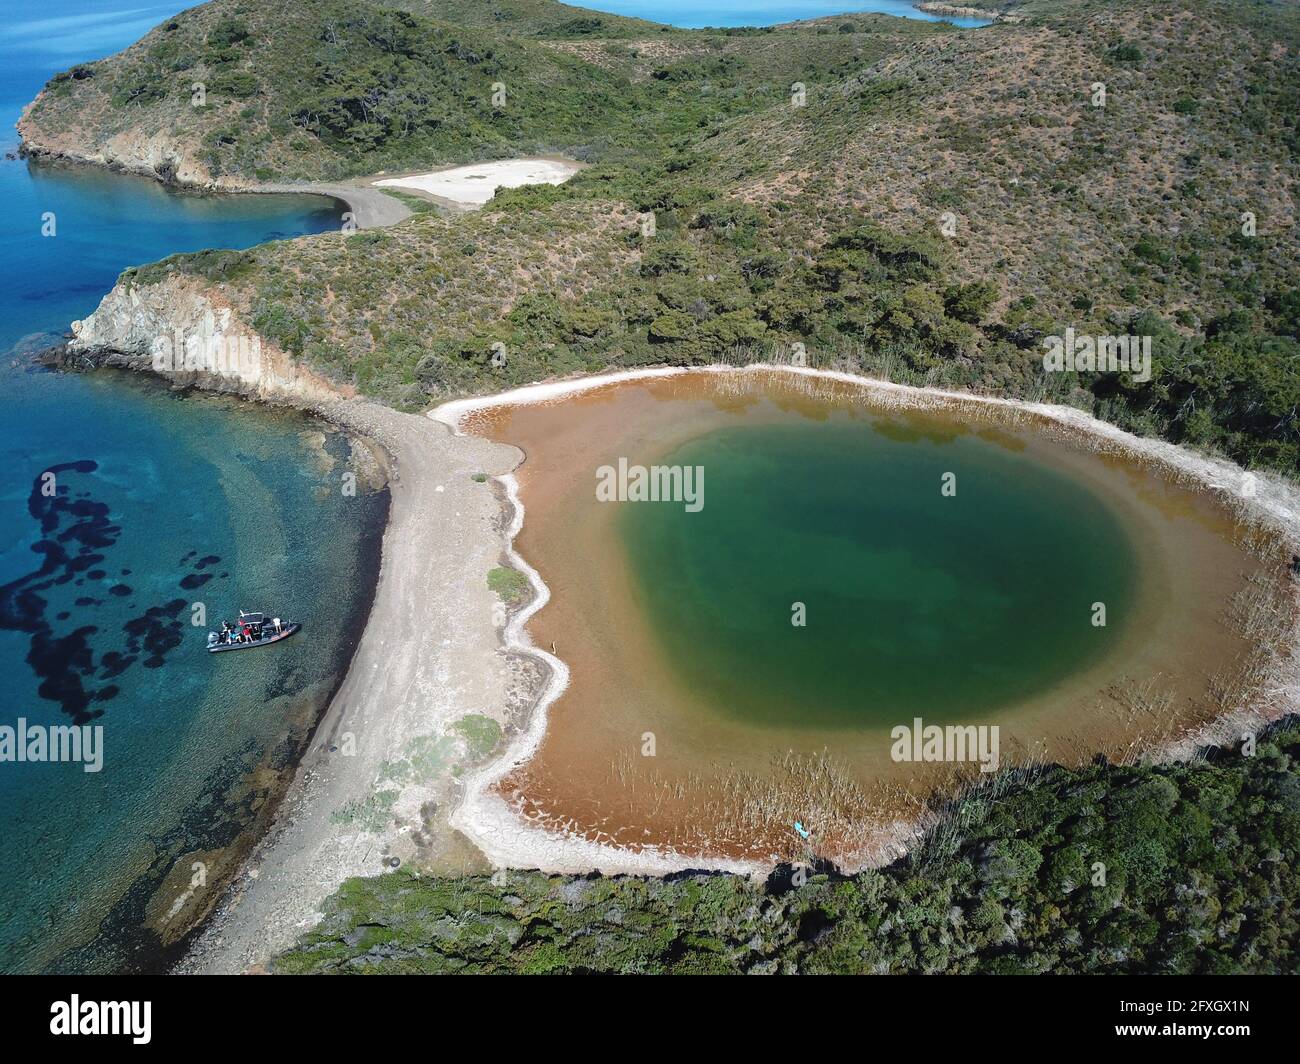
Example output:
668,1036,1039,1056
64,274,353,407
18,103,222,189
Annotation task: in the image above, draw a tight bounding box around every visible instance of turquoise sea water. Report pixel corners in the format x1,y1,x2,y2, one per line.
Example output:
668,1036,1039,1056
0,371,387,973
0,2,383,974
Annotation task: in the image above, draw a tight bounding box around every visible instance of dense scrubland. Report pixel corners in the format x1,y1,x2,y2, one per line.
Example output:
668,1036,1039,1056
275,719,1300,973
27,0,1298,470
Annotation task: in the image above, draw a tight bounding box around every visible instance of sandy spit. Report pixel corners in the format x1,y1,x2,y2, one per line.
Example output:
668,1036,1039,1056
177,399,521,973
250,180,411,229
432,363,1300,878
913,2,1014,23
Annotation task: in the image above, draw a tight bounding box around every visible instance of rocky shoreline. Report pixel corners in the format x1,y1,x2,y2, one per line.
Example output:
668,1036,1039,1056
913,2,1014,23
16,139,410,230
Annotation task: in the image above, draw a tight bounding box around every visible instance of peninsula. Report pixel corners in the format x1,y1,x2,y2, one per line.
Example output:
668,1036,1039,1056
13,0,1300,977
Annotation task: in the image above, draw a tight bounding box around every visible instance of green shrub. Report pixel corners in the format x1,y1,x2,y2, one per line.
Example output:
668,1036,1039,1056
487,566,529,605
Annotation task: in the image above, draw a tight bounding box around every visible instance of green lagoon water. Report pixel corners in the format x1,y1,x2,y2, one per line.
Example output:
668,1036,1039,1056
620,418,1140,729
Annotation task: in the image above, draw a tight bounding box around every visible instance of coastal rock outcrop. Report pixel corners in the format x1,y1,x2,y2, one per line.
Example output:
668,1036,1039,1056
18,109,218,189
65,274,352,407
913,2,1017,23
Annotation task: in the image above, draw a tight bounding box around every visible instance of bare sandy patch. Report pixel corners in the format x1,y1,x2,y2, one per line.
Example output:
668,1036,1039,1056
374,158,583,208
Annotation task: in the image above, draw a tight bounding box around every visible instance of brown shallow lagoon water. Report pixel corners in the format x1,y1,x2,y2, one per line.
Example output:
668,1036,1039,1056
465,371,1288,866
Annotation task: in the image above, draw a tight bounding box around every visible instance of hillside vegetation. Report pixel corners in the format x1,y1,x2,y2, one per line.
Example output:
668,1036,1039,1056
274,719,1300,974
23,0,648,181
64,0,1300,472
20,0,947,182
390,0,666,37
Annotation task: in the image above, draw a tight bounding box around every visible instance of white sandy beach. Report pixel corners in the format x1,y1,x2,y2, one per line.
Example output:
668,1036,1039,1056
374,158,583,207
